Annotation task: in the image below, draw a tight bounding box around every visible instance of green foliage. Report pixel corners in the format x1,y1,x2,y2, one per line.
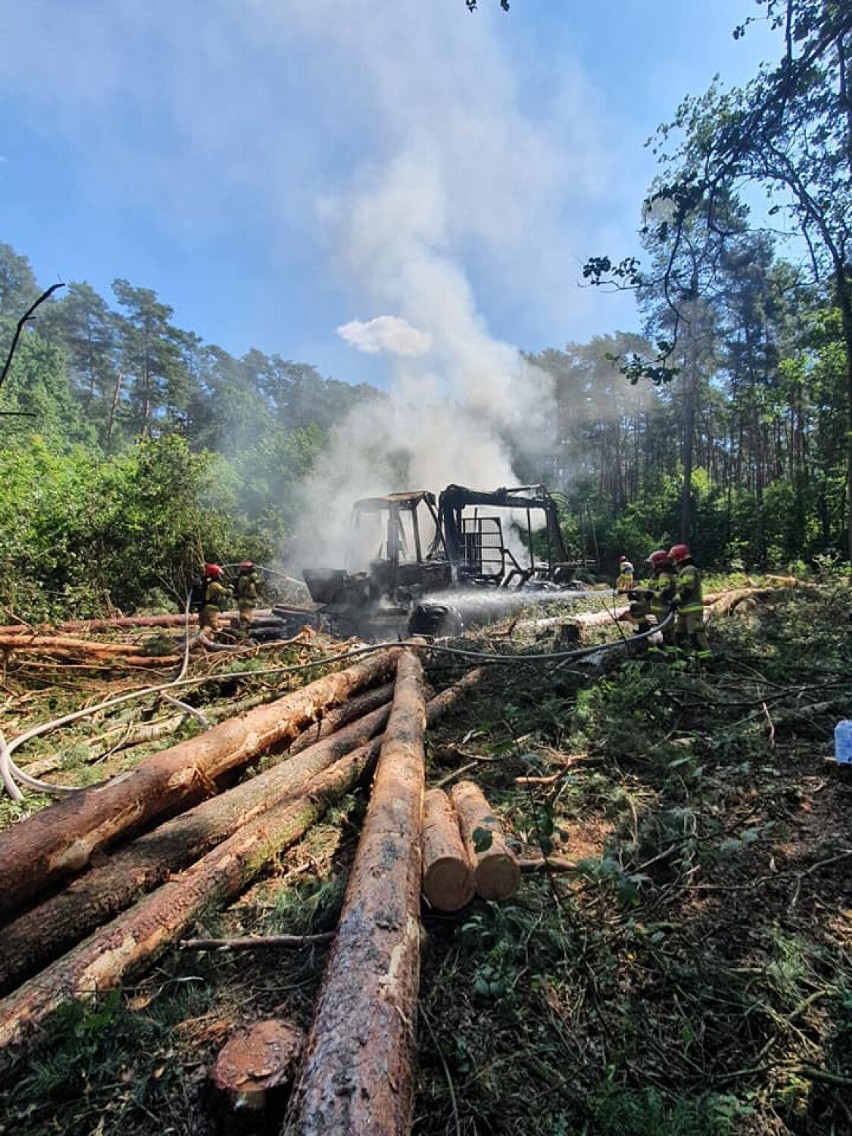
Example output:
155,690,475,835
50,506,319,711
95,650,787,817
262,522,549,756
587,1085,751,1135
0,434,265,617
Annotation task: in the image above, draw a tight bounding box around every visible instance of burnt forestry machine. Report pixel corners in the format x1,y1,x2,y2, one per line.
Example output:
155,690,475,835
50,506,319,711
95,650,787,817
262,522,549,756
298,484,579,639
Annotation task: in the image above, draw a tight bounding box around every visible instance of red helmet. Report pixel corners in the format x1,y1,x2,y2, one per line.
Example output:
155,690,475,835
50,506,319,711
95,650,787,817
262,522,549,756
669,543,691,564
648,549,671,568
239,560,254,571
204,563,222,577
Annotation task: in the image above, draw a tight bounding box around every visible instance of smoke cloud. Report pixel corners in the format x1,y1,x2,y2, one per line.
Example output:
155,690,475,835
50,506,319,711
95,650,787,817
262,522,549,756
285,2,580,570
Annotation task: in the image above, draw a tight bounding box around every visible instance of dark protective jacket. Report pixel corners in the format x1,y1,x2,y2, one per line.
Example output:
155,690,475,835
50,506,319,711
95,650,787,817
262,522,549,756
236,570,260,607
674,562,703,614
203,577,230,610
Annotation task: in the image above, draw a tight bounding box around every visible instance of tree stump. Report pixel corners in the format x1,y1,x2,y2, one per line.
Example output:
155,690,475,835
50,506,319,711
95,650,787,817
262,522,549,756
212,1019,304,1112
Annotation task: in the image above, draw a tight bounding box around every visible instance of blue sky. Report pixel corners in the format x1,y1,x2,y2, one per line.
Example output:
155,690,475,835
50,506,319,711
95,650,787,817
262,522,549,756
0,0,779,392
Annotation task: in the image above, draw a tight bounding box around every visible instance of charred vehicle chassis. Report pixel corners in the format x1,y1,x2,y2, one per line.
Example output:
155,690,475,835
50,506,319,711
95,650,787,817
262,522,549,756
297,484,579,639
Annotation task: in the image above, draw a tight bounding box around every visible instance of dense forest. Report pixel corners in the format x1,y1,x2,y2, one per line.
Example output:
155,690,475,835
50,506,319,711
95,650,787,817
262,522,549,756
0,228,846,622
2,0,850,621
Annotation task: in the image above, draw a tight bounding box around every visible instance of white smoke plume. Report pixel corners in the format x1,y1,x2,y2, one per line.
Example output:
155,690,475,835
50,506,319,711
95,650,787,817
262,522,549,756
285,2,577,570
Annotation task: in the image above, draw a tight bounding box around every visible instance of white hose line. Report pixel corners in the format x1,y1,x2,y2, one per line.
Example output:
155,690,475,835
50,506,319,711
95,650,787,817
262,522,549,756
160,692,210,729
0,731,24,803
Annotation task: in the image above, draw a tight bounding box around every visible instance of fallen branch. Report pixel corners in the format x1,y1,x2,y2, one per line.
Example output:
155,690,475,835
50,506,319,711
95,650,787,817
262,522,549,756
180,933,334,951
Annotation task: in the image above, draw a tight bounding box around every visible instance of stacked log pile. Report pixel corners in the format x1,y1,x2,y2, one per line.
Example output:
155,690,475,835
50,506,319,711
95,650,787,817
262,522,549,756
0,646,487,1095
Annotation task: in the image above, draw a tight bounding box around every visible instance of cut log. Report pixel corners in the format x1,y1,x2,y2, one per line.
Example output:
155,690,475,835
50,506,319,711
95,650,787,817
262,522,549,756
450,780,520,901
0,664,482,1073
282,650,427,1136
288,681,394,755
0,695,399,995
421,665,483,717
0,666,483,995
0,647,400,916
0,633,180,660
0,744,377,1073
421,787,475,912
0,615,196,635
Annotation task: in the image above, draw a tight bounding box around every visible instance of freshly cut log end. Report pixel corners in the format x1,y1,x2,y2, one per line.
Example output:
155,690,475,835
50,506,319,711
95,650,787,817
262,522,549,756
450,780,521,902
212,1018,304,1112
421,787,475,912
474,851,521,901
423,856,476,911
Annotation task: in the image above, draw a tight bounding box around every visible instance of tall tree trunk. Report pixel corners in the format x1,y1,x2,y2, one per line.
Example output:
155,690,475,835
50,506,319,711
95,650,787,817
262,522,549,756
106,369,123,451
836,264,852,563
680,351,697,541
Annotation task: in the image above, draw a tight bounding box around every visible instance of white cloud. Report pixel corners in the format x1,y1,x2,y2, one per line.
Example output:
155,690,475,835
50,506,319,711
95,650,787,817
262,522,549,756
337,315,433,357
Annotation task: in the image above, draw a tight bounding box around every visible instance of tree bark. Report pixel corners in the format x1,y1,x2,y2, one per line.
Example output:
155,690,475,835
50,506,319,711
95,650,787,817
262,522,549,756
0,665,481,996
0,695,400,995
288,682,394,755
421,788,475,912
0,746,375,1073
0,614,201,634
450,780,520,901
282,650,427,1136
0,647,400,916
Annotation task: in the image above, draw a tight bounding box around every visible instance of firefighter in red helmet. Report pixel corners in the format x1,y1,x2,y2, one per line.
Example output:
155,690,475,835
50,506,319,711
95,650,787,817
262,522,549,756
235,560,261,635
199,563,230,636
668,543,711,658
645,548,677,649
619,549,676,640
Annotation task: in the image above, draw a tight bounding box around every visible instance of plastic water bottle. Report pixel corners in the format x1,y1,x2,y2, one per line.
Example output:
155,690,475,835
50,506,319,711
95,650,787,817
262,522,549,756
834,720,852,764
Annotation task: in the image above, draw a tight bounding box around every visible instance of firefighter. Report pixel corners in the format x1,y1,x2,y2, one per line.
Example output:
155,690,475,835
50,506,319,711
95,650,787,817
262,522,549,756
615,555,635,592
668,543,711,659
615,555,649,634
645,548,677,648
235,559,261,635
199,563,230,636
